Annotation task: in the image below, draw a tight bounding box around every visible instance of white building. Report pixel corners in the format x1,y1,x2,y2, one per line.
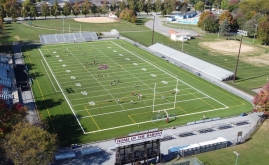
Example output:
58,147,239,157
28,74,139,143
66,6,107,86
170,32,191,41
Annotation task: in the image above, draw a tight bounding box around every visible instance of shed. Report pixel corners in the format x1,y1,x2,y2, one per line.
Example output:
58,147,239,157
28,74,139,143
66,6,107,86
170,32,191,41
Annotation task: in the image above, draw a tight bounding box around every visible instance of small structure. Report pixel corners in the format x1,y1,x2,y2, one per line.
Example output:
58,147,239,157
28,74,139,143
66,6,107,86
170,32,191,41
109,11,117,18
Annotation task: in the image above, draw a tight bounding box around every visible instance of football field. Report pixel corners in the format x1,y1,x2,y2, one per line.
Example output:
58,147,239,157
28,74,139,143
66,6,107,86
23,40,252,142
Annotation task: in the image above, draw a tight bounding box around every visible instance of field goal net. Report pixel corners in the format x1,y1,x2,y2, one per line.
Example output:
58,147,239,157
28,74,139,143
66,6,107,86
151,113,176,122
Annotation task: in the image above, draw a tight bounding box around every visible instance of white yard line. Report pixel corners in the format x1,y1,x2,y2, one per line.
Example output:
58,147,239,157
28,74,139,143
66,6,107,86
111,41,228,108
77,96,209,114
96,47,172,103
38,48,86,134
40,60,60,93
84,106,228,134
67,48,125,109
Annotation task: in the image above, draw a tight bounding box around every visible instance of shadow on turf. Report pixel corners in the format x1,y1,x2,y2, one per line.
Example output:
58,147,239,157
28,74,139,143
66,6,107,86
48,114,84,147
35,98,64,110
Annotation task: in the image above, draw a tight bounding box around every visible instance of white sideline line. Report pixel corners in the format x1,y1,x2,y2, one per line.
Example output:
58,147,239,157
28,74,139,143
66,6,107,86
67,48,125,109
40,60,60,93
79,96,210,117
38,48,86,134
111,41,228,108
84,106,228,134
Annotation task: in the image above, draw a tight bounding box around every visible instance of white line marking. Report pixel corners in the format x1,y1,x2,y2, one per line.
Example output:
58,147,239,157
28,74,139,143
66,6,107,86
40,60,59,93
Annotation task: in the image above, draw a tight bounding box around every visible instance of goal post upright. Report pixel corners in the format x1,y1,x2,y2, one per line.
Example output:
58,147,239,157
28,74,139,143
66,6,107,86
153,83,156,112
174,79,179,109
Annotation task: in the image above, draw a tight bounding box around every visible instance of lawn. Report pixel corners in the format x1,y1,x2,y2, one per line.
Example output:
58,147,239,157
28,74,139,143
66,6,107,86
196,119,269,165
121,31,269,95
22,40,252,146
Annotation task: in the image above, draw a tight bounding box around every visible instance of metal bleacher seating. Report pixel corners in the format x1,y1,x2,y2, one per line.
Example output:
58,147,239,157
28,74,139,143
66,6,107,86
213,123,232,130
149,43,234,81
232,120,249,126
40,32,98,44
0,55,12,104
178,131,195,138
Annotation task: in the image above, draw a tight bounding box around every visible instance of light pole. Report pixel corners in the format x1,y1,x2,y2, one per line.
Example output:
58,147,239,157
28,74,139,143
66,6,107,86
182,38,187,51
253,24,258,43
151,14,156,45
63,17,64,34
233,30,248,83
233,151,240,165
218,25,221,39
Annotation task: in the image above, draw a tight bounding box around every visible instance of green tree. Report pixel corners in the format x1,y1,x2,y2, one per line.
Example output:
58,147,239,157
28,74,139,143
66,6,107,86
128,0,137,14
41,2,50,19
21,7,28,19
81,0,90,17
3,122,57,165
145,0,152,15
220,0,228,10
51,0,60,18
101,0,108,16
257,21,269,45
243,18,258,37
62,2,71,18
119,1,126,11
194,1,204,11
22,0,33,11
154,0,162,13
234,14,246,30
137,0,145,14
203,15,219,32
72,0,80,18
220,19,230,35
91,4,97,16
214,0,222,9
29,5,37,19
0,5,6,21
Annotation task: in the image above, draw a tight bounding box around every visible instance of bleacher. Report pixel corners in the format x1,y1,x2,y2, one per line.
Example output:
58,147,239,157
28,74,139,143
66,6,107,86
0,55,12,104
149,43,234,81
40,32,98,44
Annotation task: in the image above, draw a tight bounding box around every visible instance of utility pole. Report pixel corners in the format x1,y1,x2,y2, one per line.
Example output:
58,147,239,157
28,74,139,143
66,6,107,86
253,24,258,43
234,30,248,83
151,14,156,45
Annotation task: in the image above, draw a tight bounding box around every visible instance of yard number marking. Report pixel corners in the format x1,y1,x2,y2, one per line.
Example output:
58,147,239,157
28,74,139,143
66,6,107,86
70,76,76,79
151,74,157,77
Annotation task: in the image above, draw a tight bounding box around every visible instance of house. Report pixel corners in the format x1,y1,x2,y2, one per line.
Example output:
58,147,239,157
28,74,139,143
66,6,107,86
170,32,191,41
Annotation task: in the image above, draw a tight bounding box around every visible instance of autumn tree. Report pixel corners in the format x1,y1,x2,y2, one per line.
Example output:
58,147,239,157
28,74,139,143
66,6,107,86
72,0,80,18
3,122,57,165
81,0,90,17
253,82,269,112
198,11,211,28
62,2,71,18
41,3,50,19
257,21,269,45
119,8,136,23
219,10,236,29
51,0,60,18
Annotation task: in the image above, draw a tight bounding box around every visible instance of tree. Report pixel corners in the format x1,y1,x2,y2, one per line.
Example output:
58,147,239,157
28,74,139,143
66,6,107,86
3,122,57,165
119,1,126,11
91,4,97,16
154,0,162,13
253,82,269,112
101,0,108,16
220,0,228,10
41,2,50,19
145,0,152,15
198,11,211,28
0,4,6,21
220,19,230,35
29,5,38,19
243,18,258,37
72,0,80,18
51,0,60,18
234,13,246,30
203,15,219,32
137,0,144,14
194,1,204,11
257,21,269,45
81,0,90,17
181,3,188,13
219,11,234,25
62,2,71,18
21,7,28,19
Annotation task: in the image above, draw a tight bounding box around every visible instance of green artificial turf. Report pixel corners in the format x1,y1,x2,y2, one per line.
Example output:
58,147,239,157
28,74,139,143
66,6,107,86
22,40,252,146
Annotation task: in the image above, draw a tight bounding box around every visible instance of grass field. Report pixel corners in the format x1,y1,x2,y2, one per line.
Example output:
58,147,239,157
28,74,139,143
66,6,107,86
121,31,269,95
195,119,269,165
23,39,252,146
